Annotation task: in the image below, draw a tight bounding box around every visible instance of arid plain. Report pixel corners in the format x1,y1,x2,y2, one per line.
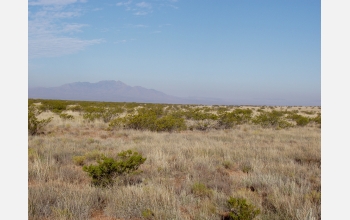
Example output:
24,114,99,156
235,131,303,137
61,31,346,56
28,100,321,220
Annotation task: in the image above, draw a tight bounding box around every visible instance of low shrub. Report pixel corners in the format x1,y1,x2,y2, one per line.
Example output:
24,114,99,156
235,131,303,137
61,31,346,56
154,115,187,132
287,114,310,126
72,156,86,166
108,117,126,130
124,108,187,132
124,109,158,130
142,209,155,219
28,105,53,135
59,113,74,120
218,109,253,129
252,110,293,129
38,100,69,114
226,197,260,220
83,150,146,187
191,182,213,198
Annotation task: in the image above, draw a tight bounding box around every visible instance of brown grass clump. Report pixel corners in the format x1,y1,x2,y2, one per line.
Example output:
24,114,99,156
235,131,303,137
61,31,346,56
28,101,320,220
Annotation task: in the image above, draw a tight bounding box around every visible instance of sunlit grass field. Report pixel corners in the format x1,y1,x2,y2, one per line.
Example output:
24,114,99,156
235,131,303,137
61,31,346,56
28,99,320,220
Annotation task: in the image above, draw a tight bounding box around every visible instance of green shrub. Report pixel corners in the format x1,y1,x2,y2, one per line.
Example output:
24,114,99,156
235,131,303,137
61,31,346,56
82,107,102,122
142,209,155,219
72,156,86,166
216,106,229,114
108,117,126,130
124,110,157,130
154,115,187,132
38,100,68,114
83,150,146,187
124,108,186,132
287,114,310,126
218,109,253,129
191,182,213,198
28,105,53,135
295,116,310,126
252,110,293,129
59,113,74,120
227,197,260,220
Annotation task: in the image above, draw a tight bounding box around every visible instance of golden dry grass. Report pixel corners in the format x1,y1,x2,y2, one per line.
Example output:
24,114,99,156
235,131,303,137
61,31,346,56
28,104,320,220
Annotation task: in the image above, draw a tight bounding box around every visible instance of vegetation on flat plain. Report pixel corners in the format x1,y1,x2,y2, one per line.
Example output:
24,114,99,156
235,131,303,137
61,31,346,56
28,99,321,219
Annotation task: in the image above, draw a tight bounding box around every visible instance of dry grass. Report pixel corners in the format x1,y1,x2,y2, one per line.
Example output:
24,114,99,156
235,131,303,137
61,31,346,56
28,104,320,220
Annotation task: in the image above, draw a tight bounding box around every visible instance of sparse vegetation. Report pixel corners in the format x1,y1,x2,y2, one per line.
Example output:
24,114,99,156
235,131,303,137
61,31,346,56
28,99,320,219
28,105,53,135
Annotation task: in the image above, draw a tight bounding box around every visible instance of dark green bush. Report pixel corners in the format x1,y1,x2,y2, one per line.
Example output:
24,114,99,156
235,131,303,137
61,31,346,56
83,150,146,187
295,116,310,126
287,114,310,126
124,109,158,130
28,105,53,135
252,110,293,129
154,115,187,132
38,100,69,114
227,197,260,220
218,109,253,129
123,108,186,132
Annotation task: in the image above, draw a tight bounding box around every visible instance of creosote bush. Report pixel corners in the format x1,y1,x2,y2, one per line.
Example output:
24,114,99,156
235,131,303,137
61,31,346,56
83,150,146,187
123,108,187,132
28,105,53,135
252,110,293,129
218,109,253,129
226,197,260,220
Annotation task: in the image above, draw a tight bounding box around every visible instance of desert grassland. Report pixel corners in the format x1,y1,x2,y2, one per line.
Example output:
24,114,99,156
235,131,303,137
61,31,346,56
28,102,320,220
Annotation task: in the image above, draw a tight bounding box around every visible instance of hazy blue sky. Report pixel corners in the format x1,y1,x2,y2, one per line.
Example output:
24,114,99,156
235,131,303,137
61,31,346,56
28,0,320,106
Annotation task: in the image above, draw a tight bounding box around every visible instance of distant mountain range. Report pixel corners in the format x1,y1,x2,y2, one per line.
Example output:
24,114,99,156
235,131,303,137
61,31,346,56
28,80,227,105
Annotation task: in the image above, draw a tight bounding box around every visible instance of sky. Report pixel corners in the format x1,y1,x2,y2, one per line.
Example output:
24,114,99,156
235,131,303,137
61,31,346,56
28,0,321,106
